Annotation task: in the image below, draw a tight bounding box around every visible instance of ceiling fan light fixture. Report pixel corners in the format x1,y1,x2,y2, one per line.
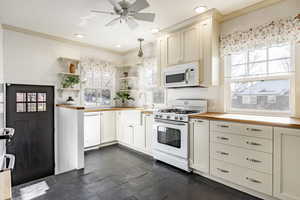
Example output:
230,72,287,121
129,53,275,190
137,38,144,58
194,6,207,14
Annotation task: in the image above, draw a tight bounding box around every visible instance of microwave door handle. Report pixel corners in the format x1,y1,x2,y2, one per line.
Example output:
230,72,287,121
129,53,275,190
185,69,189,83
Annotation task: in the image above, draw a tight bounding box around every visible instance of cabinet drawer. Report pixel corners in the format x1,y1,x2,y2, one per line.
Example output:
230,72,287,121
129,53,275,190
242,124,273,139
241,169,273,196
211,132,273,153
211,159,272,196
211,159,241,184
211,121,242,134
211,143,272,174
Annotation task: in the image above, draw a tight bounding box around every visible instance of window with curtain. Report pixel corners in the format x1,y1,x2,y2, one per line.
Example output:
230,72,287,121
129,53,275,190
81,59,116,106
222,15,299,115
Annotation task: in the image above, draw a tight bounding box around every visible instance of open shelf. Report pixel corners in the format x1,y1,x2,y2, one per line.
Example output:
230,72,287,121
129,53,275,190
119,76,138,80
57,88,80,92
58,72,80,76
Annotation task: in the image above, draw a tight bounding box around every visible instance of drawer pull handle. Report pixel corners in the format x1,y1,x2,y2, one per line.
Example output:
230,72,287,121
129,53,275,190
217,168,229,173
246,141,262,146
217,151,229,156
197,120,204,123
246,177,262,184
219,125,229,128
246,158,262,163
247,128,262,132
217,136,229,141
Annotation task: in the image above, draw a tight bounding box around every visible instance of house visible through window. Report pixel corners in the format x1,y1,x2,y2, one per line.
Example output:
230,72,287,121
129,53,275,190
226,43,294,114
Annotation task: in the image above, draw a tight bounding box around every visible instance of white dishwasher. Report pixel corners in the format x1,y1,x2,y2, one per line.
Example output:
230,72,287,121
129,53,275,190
84,112,101,148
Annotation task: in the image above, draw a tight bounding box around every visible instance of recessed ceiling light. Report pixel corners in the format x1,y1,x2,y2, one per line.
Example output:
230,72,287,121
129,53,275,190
74,34,84,38
151,28,159,34
115,44,121,48
194,6,207,14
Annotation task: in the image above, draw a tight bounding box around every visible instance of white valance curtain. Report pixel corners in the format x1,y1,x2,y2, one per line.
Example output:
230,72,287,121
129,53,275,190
220,15,300,56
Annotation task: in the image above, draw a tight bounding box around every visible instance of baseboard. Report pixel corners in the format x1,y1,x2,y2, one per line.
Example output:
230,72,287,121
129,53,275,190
84,141,118,152
117,143,153,158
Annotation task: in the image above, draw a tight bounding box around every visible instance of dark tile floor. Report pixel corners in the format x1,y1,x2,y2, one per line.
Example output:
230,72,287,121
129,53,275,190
12,145,262,200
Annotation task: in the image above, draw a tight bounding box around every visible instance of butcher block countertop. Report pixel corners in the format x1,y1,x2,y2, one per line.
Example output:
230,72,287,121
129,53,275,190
189,112,300,129
56,104,153,114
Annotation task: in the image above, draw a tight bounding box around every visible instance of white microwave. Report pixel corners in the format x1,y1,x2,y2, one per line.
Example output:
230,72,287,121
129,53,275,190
163,62,200,88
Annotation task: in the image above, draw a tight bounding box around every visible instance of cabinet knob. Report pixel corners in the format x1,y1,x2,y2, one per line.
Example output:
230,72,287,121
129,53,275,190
246,141,261,146
246,158,262,163
246,177,262,184
216,136,229,141
217,168,229,173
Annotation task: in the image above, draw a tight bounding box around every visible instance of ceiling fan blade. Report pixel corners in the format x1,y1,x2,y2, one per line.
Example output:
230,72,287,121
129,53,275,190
133,12,155,22
105,17,121,27
127,18,139,30
91,10,116,15
128,0,150,12
107,0,122,11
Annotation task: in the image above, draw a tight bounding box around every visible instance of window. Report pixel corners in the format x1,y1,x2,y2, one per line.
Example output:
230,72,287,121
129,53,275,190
225,43,294,114
16,92,47,112
82,66,116,106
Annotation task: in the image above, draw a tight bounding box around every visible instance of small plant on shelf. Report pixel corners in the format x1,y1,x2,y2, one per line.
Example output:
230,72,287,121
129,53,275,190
62,75,80,88
114,91,135,106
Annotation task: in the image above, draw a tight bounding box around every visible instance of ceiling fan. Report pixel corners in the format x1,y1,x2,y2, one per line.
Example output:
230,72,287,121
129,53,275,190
91,0,156,30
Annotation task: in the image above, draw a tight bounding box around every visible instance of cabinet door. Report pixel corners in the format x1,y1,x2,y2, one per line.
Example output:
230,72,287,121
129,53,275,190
84,113,101,148
274,128,300,200
166,32,181,66
182,26,200,63
133,124,145,150
100,111,116,144
116,112,123,142
190,119,210,174
145,114,154,153
157,36,167,69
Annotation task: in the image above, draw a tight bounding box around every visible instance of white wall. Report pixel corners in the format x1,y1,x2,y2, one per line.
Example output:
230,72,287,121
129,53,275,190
0,25,4,166
122,42,156,66
3,29,123,103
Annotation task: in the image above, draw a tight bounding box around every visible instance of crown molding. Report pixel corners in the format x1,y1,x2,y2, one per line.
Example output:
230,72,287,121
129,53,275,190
1,24,124,56
220,0,285,22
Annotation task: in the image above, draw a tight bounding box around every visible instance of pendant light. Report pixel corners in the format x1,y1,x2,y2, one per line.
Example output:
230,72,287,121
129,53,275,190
137,38,144,58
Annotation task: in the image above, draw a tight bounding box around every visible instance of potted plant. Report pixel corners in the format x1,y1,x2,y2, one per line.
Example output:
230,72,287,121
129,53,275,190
114,91,135,107
62,75,80,88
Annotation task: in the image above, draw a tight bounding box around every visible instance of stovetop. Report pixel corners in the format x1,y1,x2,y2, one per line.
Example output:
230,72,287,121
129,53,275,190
158,109,200,115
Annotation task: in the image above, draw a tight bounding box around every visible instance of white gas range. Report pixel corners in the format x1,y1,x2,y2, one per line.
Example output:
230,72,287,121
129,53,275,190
152,99,207,171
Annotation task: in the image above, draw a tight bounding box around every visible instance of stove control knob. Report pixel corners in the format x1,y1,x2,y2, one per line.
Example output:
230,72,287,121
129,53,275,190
179,117,183,120
175,116,178,120
167,116,170,119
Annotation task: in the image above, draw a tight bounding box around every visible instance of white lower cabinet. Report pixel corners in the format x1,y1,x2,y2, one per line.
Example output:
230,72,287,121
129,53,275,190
84,112,101,148
116,111,153,155
144,114,154,154
189,119,210,174
274,127,300,200
100,111,116,144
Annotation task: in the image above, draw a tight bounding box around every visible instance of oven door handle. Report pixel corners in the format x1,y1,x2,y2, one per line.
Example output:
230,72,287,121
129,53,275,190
184,69,190,84
155,119,187,126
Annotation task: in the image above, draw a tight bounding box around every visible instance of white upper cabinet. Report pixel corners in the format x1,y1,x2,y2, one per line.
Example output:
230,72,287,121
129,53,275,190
166,32,182,66
274,127,300,200
182,26,201,63
157,11,220,87
100,111,116,144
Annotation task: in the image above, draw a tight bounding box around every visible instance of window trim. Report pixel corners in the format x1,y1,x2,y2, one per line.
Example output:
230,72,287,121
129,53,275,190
224,42,296,116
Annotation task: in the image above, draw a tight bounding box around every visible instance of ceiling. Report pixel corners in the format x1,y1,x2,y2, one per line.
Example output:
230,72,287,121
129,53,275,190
0,0,265,53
